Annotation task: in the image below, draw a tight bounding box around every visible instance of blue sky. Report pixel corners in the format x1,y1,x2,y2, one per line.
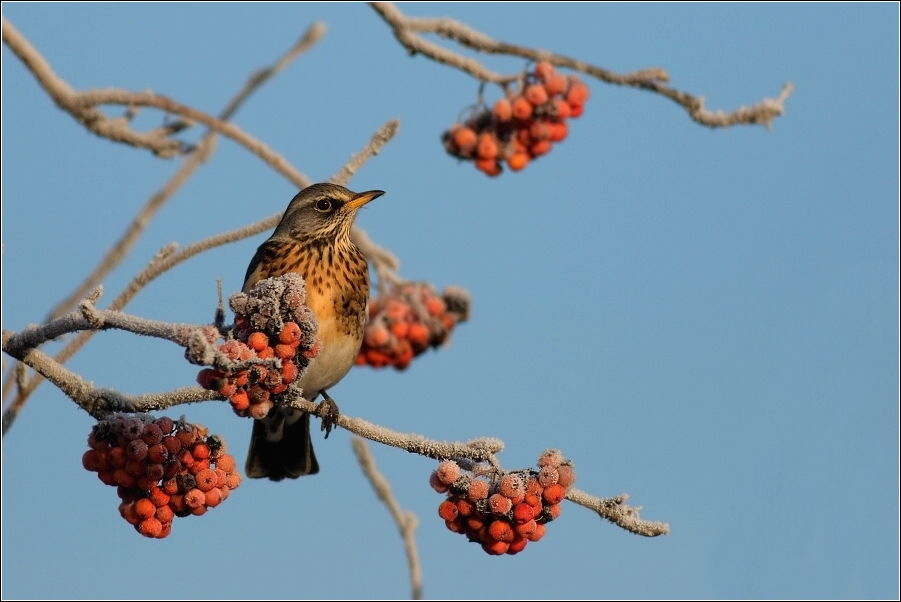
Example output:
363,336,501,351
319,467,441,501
2,3,898,599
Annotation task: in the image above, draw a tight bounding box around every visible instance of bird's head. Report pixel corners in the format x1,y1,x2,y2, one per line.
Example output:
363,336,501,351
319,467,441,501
274,183,384,242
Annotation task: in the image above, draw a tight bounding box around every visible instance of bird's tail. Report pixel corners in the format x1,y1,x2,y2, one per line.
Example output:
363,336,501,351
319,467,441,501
245,410,319,481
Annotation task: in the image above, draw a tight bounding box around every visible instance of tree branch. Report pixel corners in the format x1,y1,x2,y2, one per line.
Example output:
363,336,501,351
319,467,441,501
566,488,670,537
352,437,423,600
370,2,793,129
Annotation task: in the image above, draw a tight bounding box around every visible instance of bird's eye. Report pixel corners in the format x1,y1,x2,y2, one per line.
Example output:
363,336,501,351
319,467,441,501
315,199,332,212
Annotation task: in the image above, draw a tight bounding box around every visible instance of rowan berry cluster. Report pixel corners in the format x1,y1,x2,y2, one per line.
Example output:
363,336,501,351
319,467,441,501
82,413,241,539
356,283,471,370
194,274,321,418
430,450,577,556
442,61,590,176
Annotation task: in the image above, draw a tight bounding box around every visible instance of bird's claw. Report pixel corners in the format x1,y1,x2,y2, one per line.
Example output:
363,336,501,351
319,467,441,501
316,397,340,439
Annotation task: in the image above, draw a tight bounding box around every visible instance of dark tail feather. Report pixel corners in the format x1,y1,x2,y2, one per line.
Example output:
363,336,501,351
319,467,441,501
245,412,319,481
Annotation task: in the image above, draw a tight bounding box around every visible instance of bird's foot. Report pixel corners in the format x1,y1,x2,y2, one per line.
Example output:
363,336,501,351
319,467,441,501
316,392,340,439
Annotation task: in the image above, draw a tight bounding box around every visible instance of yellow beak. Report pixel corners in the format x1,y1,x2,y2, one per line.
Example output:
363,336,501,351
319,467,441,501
345,189,385,210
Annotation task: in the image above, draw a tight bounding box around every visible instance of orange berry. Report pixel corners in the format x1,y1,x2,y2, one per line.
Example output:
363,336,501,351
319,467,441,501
155,504,174,523
234,371,248,387
499,473,524,499
127,439,148,462
162,435,182,455
482,540,509,555
538,466,559,486
436,460,461,485
137,517,163,538
257,346,274,359
176,428,196,448
546,503,562,520
424,296,446,316
389,320,409,339
215,454,236,473
278,322,300,345
184,488,205,509
476,132,499,160
148,486,170,507
445,518,466,534
569,102,584,118
530,140,552,157
189,458,211,475
97,470,117,486
456,498,475,517
119,501,139,525
191,504,208,517
525,84,548,106
566,82,590,106
247,331,268,351
141,424,164,446
82,450,102,472
452,126,477,150
514,518,538,538
407,323,429,349
475,158,501,177
513,503,535,524
230,390,250,412
302,338,322,359
134,498,156,520
154,416,174,435
468,479,489,501
538,449,563,467
281,361,299,384
487,519,514,542
548,121,568,142
191,442,210,460
493,98,513,122
508,152,530,171
274,344,296,360
556,464,576,489
225,471,242,489
466,516,485,531
204,488,223,508
194,468,217,492
506,536,528,555
489,493,512,516
528,522,546,542
543,483,566,504
429,471,450,493
534,60,555,82
196,368,217,390
144,463,164,481
545,74,568,96
512,96,533,120
438,500,459,521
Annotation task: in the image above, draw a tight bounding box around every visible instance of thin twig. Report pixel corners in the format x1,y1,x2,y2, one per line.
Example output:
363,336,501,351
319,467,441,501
370,2,793,129
2,119,401,434
2,16,312,185
352,438,423,600
566,488,670,537
42,22,327,325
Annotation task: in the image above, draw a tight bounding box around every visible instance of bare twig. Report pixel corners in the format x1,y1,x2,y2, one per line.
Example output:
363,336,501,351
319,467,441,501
352,438,423,600
330,119,400,186
566,488,670,537
2,16,312,186
2,118,401,434
41,22,327,326
370,2,793,129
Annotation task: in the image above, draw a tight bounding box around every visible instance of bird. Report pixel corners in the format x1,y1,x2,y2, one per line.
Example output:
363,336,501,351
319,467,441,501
242,182,384,481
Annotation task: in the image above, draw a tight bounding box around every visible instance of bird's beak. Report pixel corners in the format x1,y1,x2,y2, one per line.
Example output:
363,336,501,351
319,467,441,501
345,190,385,210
